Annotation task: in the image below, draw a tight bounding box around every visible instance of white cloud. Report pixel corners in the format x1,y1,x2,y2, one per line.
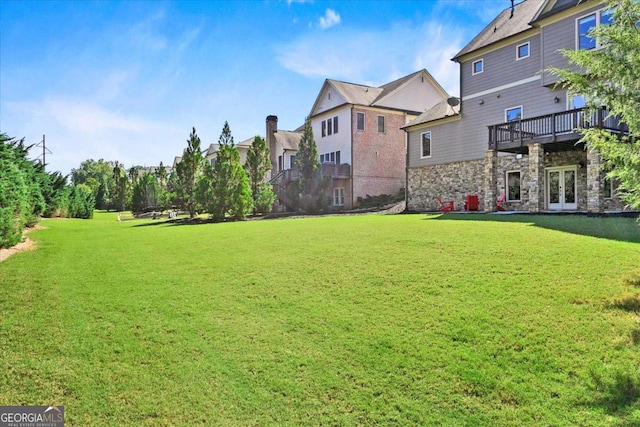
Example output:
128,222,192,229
276,18,467,95
319,9,341,29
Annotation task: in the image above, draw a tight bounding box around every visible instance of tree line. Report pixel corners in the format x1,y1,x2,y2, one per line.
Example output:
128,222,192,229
70,122,277,220
1,133,94,249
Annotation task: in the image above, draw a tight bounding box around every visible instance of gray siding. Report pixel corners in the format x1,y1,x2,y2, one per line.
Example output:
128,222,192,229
461,32,540,98
541,4,603,86
408,80,569,168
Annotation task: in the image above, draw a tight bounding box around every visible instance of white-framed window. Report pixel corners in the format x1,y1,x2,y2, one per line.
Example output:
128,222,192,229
356,112,365,131
320,151,341,164
333,116,338,134
290,155,296,168
377,115,385,133
506,170,521,202
421,131,431,158
321,120,326,137
472,58,483,75
327,118,333,135
576,8,613,50
505,106,523,122
333,187,344,206
516,42,530,60
278,155,283,171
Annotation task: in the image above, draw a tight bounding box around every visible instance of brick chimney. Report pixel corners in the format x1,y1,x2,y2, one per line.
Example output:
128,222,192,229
266,115,278,178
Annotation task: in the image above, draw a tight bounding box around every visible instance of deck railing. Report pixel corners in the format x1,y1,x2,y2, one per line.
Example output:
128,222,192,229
488,107,627,151
270,163,350,185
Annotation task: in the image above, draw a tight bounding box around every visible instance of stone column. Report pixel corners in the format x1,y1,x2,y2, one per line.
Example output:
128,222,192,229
528,144,545,212
484,150,497,212
587,149,603,213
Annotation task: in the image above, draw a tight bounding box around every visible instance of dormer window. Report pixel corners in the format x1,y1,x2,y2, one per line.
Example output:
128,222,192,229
472,59,483,75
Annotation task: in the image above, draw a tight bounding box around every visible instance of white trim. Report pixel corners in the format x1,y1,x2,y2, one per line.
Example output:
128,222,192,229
505,105,523,122
462,75,541,101
472,58,484,75
576,11,597,51
333,187,344,206
420,131,432,159
516,41,530,60
505,170,522,202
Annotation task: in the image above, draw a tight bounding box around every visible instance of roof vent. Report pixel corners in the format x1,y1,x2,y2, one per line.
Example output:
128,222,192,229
510,0,514,19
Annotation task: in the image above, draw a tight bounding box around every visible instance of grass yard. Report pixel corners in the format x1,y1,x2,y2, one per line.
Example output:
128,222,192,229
1,212,640,426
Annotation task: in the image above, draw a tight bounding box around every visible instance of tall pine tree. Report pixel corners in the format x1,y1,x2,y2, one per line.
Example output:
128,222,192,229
293,116,329,213
175,127,204,218
244,135,275,214
199,122,252,221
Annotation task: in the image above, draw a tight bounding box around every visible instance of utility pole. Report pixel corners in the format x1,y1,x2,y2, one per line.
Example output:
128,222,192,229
34,134,51,171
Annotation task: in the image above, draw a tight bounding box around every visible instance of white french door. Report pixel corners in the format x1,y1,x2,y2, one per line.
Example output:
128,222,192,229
546,166,578,210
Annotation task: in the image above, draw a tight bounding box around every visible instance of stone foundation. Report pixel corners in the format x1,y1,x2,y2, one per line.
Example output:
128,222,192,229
407,159,485,211
408,147,627,212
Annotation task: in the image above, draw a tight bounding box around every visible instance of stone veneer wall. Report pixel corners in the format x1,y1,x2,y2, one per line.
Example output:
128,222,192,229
496,154,530,211
409,148,628,212
407,159,485,211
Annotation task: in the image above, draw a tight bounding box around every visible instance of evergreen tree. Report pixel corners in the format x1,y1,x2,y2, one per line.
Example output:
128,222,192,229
549,0,640,210
198,122,252,221
175,127,205,218
131,172,160,214
244,135,275,214
112,162,129,212
293,116,330,213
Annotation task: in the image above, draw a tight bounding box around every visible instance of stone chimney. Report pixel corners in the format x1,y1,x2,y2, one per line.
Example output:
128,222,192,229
266,115,278,178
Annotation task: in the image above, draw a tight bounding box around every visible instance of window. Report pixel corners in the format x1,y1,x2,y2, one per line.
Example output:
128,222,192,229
356,112,365,131
505,106,523,122
333,116,338,134
290,155,296,168
327,118,333,135
377,115,385,133
506,171,521,201
604,176,613,198
516,42,530,60
333,188,344,206
320,151,341,164
421,132,431,158
577,8,613,50
278,155,283,171
472,59,483,75
322,120,326,137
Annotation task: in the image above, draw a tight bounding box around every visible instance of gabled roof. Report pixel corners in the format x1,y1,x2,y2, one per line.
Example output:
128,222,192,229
204,137,254,156
402,98,460,129
310,69,448,116
273,130,302,151
452,0,543,61
532,0,582,23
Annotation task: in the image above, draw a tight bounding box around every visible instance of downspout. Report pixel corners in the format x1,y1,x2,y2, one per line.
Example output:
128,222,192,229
350,105,355,209
404,125,409,213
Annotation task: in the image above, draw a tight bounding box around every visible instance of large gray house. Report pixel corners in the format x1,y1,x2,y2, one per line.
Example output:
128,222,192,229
404,0,628,213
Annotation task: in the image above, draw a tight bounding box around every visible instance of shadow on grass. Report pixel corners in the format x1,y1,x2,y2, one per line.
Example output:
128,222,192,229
584,370,640,421
132,217,240,228
424,213,640,243
608,295,640,313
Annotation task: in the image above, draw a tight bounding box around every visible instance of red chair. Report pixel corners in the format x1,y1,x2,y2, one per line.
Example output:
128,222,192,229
465,195,479,211
437,197,454,213
496,193,506,211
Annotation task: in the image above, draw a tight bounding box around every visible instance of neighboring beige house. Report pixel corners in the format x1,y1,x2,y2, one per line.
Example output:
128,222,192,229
204,137,254,167
271,69,450,210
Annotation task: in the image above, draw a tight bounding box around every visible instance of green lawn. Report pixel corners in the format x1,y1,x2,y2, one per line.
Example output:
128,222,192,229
1,212,640,426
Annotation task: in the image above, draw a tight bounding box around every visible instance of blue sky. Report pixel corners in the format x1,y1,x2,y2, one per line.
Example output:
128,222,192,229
1,0,512,176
